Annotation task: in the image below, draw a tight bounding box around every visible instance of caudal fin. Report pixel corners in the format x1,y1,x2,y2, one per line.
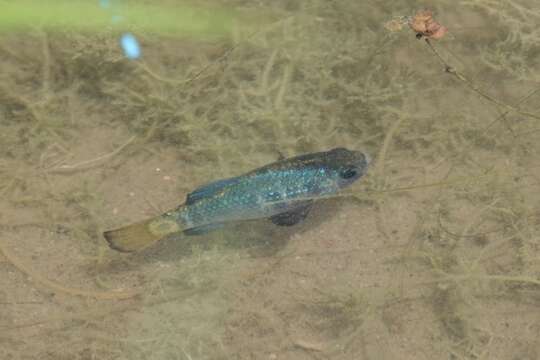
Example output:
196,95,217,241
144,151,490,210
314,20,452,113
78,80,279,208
104,216,180,252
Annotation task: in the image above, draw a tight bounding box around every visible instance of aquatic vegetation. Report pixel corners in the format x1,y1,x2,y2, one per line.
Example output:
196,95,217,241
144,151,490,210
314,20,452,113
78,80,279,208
0,0,539,359
461,0,540,81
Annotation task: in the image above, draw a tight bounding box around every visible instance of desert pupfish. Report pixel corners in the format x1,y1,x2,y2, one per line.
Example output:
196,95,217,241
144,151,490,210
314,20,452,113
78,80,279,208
104,147,369,252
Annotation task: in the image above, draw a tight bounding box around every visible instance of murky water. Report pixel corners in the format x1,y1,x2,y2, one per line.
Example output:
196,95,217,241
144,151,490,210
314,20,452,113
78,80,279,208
1,1,540,359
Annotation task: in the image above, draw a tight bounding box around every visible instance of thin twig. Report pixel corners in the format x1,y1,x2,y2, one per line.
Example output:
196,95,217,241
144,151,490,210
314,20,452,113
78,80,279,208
49,135,136,174
138,27,263,86
293,339,325,352
424,273,540,286
39,30,51,96
0,239,140,300
425,38,540,121
374,115,408,181
2,285,215,332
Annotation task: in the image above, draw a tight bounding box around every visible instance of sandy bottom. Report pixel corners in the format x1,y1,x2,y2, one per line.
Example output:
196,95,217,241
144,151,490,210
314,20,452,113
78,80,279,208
1,1,540,359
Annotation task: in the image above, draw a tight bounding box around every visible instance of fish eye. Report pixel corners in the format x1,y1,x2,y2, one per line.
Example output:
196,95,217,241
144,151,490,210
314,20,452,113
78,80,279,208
339,168,358,179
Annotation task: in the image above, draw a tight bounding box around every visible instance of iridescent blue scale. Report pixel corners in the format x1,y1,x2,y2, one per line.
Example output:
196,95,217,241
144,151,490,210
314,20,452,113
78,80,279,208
176,148,369,230
104,148,369,251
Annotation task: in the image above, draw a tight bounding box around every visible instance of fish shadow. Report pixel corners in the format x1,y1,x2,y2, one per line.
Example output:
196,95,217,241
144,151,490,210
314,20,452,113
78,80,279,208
132,197,357,263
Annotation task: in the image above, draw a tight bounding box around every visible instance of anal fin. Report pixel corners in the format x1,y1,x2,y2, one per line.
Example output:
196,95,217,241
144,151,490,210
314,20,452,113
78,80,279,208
183,223,223,236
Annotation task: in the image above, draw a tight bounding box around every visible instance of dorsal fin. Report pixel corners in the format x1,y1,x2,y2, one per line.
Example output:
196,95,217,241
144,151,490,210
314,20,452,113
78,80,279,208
186,177,240,205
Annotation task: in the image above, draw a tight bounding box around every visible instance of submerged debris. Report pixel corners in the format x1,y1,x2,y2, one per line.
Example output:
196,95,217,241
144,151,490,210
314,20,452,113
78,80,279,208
409,9,448,40
383,16,408,33
384,9,448,40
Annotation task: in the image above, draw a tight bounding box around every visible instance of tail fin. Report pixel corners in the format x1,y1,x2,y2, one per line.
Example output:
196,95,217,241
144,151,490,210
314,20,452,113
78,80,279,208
104,216,181,252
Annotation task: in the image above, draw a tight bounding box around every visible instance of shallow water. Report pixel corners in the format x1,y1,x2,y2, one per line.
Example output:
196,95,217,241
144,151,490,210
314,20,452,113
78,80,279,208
1,1,540,359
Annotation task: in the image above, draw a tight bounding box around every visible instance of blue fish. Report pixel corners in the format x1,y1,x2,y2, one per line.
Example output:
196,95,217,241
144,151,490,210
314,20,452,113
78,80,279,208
104,148,369,252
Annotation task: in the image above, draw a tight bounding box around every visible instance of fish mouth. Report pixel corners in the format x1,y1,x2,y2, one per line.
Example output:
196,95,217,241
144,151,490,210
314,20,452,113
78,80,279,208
352,150,370,171
362,152,371,166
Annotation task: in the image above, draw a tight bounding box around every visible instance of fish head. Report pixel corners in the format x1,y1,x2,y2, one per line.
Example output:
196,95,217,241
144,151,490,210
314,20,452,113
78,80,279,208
320,147,370,189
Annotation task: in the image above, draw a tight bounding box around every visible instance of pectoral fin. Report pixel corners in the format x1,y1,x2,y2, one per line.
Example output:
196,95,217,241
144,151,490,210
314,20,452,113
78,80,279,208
269,201,312,226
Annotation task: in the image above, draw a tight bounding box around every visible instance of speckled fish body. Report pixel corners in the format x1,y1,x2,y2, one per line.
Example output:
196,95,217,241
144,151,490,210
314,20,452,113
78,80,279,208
170,147,370,230
104,147,369,252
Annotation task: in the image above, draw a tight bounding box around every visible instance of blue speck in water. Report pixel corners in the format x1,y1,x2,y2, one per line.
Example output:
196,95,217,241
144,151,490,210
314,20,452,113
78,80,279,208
120,33,141,59
99,0,110,9
111,15,124,23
